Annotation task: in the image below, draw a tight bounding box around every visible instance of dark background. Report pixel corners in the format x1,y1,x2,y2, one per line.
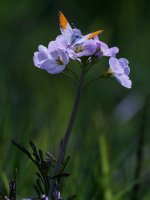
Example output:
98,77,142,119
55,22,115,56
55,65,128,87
0,0,150,199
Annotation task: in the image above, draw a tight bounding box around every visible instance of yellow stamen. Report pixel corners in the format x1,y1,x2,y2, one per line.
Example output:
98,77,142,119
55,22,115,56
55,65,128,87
56,57,64,65
75,45,83,53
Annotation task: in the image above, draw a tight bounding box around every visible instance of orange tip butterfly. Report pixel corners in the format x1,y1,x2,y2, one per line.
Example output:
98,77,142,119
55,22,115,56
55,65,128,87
59,11,103,46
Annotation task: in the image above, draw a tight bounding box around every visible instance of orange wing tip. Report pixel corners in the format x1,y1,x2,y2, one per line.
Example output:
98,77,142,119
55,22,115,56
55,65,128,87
87,30,104,40
59,11,68,30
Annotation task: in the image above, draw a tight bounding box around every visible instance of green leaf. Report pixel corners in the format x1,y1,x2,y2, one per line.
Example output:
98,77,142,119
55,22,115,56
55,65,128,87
61,155,70,172
38,149,44,164
51,173,70,179
12,140,33,161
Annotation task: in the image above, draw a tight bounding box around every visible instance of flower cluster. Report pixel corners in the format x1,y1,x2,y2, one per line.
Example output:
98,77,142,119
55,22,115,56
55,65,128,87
33,20,132,88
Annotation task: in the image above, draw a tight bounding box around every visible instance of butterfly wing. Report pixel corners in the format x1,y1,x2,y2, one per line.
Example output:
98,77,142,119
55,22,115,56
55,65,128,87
59,11,73,45
86,30,104,40
73,30,104,45
59,12,103,46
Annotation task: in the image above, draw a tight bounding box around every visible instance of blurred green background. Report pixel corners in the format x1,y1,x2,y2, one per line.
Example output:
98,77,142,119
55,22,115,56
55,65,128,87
1,0,150,199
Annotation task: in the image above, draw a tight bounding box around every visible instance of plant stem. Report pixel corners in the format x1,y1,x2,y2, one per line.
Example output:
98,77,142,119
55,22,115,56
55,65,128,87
83,75,104,89
99,133,113,200
66,68,79,82
50,68,85,196
62,72,78,85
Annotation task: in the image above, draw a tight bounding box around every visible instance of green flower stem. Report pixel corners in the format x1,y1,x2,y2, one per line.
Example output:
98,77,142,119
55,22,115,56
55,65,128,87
99,133,113,200
66,68,79,82
85,62,93,73
50,67,85,196
83,75,105,89
62,72,78,85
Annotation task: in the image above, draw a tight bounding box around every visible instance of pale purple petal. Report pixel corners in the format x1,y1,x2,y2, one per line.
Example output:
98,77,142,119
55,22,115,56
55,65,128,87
108,57,132,89
94,35,100,43
48,41,59,53
33,52,40,68
40,59,57,70
101,42,119,57
40,59,66,74
119,58,129,66
115,74,132,89
99,41,108,54
119,58,130,75
94,37,119,58
95,51,103,59
83,40,97,56
38,45,48,54
109,57,124,74
67,48,76,60
72,28,82,36
47,65,66,74
33,42,69,74
57,49,69,65
124,67,130,76
33,45,49,68
75,40,97,57
50,50,60,60
105,47,119,57
55,35,68,49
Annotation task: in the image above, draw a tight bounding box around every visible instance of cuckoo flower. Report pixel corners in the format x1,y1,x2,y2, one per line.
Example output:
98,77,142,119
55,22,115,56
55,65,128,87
94,36,119,59
108,57,132,88
65,39,97,61
73,39,97,57
33,45,49,68
33,41,69,74
55,35,68,50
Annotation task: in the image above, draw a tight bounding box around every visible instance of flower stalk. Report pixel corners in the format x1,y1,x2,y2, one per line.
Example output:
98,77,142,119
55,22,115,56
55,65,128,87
50,67,85,197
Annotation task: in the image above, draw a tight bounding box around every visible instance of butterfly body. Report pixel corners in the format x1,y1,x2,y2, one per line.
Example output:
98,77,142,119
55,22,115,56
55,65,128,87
59,12,103,46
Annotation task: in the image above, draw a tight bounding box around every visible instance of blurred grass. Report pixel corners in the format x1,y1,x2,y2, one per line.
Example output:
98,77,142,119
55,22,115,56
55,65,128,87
0,0,150,199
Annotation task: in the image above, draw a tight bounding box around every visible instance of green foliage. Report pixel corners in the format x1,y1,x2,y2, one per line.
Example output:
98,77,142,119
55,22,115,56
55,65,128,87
11,141,72,199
